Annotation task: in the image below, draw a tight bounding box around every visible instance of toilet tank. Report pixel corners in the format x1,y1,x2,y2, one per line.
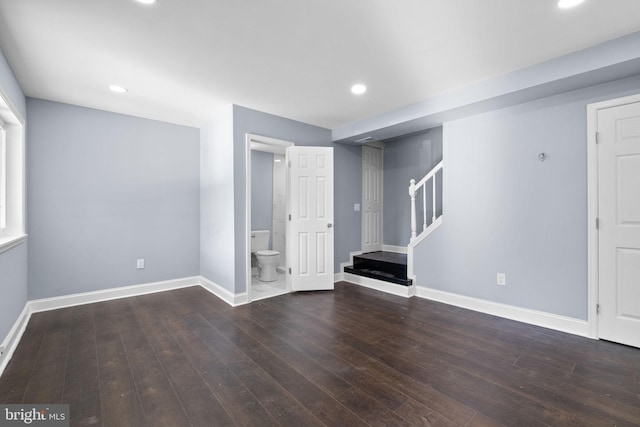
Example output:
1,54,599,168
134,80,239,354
251,230,270,252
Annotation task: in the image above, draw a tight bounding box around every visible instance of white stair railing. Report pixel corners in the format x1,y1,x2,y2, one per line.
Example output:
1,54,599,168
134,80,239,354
409,160,443,242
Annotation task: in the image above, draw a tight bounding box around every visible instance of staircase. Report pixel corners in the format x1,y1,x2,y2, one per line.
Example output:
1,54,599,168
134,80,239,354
344,251,411,286
342,160,443,290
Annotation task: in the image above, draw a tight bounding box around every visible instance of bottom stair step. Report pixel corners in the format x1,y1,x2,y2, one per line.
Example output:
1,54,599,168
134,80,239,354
344,266,412,286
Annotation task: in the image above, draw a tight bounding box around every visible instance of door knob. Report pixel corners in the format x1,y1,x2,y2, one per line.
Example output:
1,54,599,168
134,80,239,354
327,223,333,228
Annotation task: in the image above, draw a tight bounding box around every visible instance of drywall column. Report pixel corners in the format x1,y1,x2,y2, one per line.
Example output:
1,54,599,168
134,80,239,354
200,105,236,292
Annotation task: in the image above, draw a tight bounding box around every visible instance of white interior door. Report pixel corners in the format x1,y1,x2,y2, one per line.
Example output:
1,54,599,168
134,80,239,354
362,145,383,253
288,146,334,291
597,100,640,348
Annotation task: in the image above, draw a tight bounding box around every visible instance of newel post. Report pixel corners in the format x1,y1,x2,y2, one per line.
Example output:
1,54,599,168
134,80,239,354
409,179,417,241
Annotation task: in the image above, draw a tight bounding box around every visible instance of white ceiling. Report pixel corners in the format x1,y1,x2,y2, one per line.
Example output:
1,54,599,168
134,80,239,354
1,0,640,129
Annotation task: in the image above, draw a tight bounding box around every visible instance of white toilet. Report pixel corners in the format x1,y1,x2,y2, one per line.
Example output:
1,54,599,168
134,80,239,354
251,230,280,282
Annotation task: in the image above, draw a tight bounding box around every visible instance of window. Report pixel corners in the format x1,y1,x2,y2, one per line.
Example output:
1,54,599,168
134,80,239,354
0,120,6,231
0,91,26,253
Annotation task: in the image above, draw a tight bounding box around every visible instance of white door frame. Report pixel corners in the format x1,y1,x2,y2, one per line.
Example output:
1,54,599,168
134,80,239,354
245,133,294,302
586,92,640,339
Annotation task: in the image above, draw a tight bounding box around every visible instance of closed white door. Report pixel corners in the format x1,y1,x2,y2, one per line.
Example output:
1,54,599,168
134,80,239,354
597,100,640,348
287,146,334,291
362,145,383,253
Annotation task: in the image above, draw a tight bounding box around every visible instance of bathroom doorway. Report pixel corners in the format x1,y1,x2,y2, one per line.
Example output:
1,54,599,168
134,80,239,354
246,134,293,302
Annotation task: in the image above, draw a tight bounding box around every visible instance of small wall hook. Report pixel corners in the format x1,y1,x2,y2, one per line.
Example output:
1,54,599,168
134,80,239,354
538,152,546,162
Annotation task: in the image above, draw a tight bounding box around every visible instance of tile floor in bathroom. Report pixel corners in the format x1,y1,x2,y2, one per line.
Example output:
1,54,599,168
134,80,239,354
251,271,288,301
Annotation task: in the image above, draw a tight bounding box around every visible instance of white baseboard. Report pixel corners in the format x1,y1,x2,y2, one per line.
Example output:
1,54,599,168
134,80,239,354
382,245,407,254
0,304,30,377
28,276,201,314
334,272,345,282
415,286,590,337
199,276,248,307
343,272,415,298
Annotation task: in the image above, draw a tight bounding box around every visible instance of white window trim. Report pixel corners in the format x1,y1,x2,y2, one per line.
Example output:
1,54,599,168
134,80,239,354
0,88,27,254
0,120,6,231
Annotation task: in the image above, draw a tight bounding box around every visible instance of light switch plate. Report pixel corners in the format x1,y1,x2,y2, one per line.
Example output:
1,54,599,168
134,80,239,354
137,259,145,269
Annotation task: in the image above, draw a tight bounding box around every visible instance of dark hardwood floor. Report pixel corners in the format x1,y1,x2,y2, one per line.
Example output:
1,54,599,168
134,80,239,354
1,282,639,426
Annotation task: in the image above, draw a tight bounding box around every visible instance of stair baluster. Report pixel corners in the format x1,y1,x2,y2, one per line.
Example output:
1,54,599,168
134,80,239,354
409,179,417,240
409,160,443,243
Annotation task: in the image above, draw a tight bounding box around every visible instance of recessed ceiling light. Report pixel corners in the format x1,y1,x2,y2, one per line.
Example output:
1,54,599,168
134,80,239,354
558,0,585,9
136,0,157,4
351,84,367,95
109,85,128,94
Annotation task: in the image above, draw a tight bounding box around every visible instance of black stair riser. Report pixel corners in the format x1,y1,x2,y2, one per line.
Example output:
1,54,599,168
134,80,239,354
352,257,408,280
344,266,412,286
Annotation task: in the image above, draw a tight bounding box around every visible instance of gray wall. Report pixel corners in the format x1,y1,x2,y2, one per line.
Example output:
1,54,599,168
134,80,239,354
27,99,200,299
383,128,443,246
334,143,363,267
414,74,640,320
233,105,361,293
250,150,273,241
200,105,236,291
0,48,27,342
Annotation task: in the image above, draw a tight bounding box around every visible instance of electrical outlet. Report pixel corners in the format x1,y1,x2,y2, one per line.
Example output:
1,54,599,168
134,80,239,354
137,259,145,270
497,273,506,286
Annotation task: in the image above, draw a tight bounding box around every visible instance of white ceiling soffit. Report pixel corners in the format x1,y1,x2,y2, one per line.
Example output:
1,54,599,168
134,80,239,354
0,0,640,129
333,32,640,143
